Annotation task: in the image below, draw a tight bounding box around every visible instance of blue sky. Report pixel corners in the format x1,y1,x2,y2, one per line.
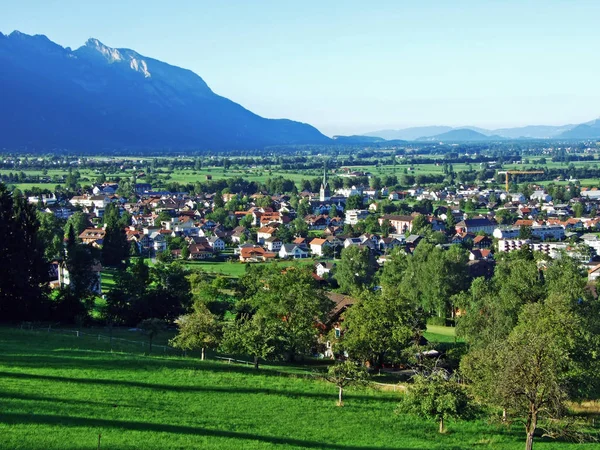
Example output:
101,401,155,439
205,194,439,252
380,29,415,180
2,1,599,136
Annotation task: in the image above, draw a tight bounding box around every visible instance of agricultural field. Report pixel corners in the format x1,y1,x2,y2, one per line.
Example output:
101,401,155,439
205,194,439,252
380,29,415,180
1,328,597,449
3,154,600,192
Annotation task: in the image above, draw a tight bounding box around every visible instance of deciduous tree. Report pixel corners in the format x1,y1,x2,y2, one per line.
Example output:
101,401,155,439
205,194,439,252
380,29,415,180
170,302,221,360
323,360,369,406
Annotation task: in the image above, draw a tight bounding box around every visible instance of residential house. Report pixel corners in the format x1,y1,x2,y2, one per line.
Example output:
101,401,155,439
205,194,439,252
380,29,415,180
150,231,167,253
344,209,369,225
188,244,214,260
378,214,416,234
378,237,402,252
279,244,309,259
257,226,278,244
469,249,493,261
79,228,106,245
343,237,363,248
455,217,496,235
451,232,476,245
405,234,423,252
531,225,565,241
207,236,226,252
239,246,277,262
473,235,492,249
530,190,552,203
321,292,356,358
581,188,600,200
588,264,600,282
264,236,283,252
231,226,249,244
44,205,75,220
70,195,111,209
292,237,309,249
305,215,329,230
50,259,102,295
315,261,335,278
309,238,330,256
493,226,520,239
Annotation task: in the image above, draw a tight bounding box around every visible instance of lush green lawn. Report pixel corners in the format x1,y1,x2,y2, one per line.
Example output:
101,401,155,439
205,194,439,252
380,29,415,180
1,328,597,449
424,325,462,344
101,268,118,292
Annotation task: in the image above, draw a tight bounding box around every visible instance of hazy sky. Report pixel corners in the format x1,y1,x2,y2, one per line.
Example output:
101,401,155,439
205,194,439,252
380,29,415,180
2,1,600,136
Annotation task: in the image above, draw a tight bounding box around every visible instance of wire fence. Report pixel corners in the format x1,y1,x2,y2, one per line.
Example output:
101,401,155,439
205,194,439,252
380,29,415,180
16,323,405,391
18,323,182,355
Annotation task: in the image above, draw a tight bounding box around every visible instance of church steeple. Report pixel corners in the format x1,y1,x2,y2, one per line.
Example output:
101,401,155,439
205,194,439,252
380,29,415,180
319,162,330,202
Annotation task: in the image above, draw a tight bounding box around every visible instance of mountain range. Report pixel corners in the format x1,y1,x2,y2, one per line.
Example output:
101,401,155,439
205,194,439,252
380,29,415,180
0,31,330,151
366,119,600,141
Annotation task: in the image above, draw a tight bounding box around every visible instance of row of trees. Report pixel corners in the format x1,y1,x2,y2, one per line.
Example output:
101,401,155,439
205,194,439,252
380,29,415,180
457,250,600,449
327,241,600,448
164,266,332,368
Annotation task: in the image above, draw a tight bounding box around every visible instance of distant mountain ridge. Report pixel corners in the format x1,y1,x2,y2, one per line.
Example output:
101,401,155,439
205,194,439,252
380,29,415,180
558,119,600,139
0,31,330,150
416,129,505,142
365,119,600,141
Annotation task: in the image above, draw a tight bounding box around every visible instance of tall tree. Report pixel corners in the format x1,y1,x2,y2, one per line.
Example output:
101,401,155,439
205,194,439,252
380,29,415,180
250,267,333,361
345,194,363,211
65,211,90,239
170,302,221,360
341,290,422,367
335,246,376,294
0,183,49,321
221,313,282,369
399,370,473,434
399,241,469,318
102,203,129,267
460,256,600,450
323,360,369,406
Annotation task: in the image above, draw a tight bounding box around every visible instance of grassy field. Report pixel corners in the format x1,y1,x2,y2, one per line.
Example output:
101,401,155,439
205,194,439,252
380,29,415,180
424,325,462,344
4,158,600,192
1,328,598,449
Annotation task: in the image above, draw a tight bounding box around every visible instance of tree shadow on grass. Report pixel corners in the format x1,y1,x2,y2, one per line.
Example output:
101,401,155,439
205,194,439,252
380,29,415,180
0,370,397,404
0,391,135,409
0,351,323,380
0,412,413,450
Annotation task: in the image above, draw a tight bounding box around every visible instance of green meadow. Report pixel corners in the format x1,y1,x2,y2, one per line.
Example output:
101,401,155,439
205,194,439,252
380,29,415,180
1,328,597,449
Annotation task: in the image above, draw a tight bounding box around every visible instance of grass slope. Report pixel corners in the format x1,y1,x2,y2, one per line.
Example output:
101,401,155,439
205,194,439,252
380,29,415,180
0,328,595,449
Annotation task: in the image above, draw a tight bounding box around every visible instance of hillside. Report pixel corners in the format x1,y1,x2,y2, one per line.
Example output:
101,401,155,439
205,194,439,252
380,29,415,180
365,126,453,141
558,119,600,139
0,31,330,151
1,328,596,449
332,135,387,144
417,129,502,142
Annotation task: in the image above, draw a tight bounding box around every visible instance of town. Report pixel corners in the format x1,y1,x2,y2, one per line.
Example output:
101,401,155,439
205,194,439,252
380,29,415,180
17,152,600,292
3,2,600,447
4,147,600,449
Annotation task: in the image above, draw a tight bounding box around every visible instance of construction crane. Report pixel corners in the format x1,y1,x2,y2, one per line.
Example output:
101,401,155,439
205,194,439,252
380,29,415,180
498,170,544,192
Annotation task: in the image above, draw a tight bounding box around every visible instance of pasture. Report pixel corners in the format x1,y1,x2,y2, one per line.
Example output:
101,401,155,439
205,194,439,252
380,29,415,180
0,328,597,449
